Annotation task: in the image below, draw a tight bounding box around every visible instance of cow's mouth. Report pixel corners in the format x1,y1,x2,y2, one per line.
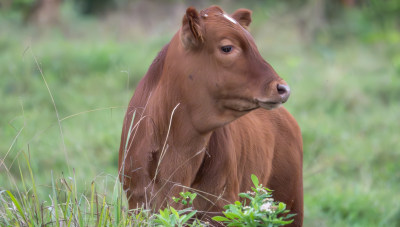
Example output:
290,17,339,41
222,97,283,112
221,98,259,112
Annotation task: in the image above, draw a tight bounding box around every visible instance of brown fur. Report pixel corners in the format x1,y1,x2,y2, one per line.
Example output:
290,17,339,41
119,5,303,226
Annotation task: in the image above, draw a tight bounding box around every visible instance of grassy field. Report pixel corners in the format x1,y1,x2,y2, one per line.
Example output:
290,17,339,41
1,1,400,226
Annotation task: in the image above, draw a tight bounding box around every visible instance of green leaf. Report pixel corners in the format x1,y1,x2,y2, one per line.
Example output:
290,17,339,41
178,207,193,214
181,210,197,223
239,193,253,200
225,212,242,220
179,192,187,198
278,202,286,211
234,201,242,206
170,206,179,219
227,222,243,227
172,196,180,203
251,174,259,187
212,216,230,222
286,213,297,218
189,192,197,204
271,219,293,225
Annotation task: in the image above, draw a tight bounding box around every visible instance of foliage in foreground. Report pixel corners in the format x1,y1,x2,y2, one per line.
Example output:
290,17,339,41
212,175,294,227
0,154,293,227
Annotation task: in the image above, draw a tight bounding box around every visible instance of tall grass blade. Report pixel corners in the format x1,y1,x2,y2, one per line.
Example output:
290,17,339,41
23,152,42,225
6,191,27,224
16,159,32,224
31,49,70,170
121,110,136,186
97,197,107,227
51,171,60,226
62,178,72,225
90,181,95,223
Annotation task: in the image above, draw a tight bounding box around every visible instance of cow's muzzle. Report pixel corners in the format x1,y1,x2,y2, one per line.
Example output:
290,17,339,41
256,83,291,110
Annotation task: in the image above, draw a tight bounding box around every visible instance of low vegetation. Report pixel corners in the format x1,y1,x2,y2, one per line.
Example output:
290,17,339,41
0,156,292,227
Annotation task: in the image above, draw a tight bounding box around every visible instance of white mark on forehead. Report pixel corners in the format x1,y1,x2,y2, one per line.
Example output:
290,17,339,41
223,14,238,24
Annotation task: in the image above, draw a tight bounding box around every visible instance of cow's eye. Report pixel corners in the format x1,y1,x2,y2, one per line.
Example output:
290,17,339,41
221,45,233,53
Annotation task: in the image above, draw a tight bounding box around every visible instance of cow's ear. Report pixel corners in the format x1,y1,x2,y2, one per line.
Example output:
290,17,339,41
181,7,204,49
231,9,252,29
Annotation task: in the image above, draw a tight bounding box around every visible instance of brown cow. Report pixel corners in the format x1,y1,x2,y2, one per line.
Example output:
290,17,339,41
119,5,303,226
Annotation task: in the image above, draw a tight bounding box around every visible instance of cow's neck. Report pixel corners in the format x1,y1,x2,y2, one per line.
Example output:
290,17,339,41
147,83,212,155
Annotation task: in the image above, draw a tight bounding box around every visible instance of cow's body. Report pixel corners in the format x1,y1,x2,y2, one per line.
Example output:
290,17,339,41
119,6,303,226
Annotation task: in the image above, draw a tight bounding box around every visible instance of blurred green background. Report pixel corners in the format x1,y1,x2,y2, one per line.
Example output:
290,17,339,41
1,0,399,226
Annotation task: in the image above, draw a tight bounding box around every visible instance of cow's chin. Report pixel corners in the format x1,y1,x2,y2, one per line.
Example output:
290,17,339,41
225,105,259,113
258,102,282,110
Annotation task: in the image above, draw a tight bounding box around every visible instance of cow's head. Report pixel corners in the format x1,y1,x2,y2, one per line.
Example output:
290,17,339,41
167,6,290,132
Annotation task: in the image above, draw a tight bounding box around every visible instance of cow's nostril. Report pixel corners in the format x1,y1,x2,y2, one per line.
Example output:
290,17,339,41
276,84,291,103
277,84,290,95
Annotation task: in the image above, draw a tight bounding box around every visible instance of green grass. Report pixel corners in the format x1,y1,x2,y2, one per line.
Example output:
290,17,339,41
1,2,400,226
